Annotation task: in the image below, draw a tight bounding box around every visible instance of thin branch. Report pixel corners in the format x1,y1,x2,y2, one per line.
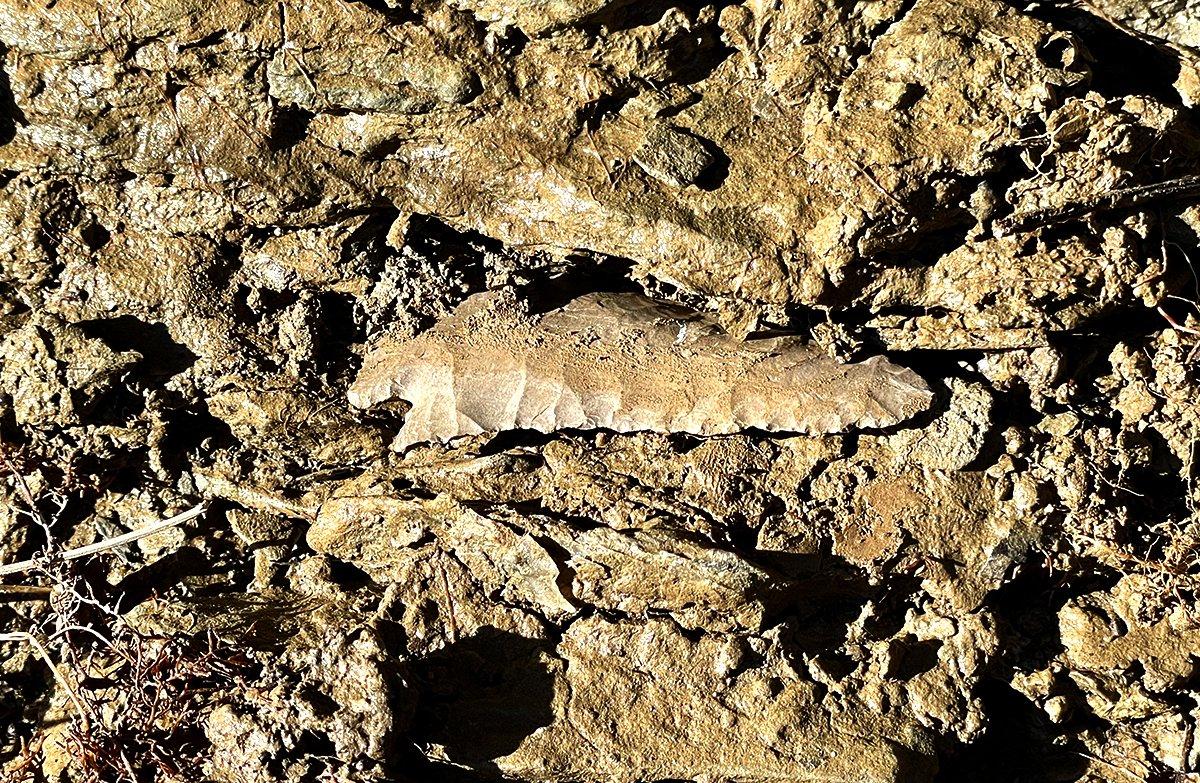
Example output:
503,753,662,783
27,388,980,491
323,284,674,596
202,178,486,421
0,504,208,577
1159,305,1200,336
0,631,90,729
995,174,1200,235
48,624,137,665
846,154,912,216
0,585,51,601
0,442,50,532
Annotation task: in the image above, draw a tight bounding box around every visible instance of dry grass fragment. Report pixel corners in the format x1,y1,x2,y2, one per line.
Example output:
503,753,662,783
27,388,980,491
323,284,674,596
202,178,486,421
0,447,256,783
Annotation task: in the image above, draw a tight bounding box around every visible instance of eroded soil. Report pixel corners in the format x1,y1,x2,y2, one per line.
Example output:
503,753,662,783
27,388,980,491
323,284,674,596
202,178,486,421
3,0,1200,781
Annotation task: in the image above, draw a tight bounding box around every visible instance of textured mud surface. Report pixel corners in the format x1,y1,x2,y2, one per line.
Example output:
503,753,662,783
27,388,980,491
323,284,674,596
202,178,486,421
3,0,1200,781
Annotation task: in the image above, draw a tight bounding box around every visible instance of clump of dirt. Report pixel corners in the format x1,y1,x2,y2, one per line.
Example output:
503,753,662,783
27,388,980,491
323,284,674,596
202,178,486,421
3,1,1200,781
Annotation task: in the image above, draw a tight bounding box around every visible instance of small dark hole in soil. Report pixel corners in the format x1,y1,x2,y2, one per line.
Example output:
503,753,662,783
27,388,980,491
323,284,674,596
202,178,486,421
80,221,111,250
1019,2,1180,104
391,476,436,500
886,637,942,681
86,384,146,427
935,680,1089,782
158,404,236,465
269,731,339,776
409,629,556,769
298,685,341,717
79,316,199,380
327,557,373,589
342,0,418,23
0,49,26,146
1036,34,1075,69
268,105,315,152
112,546,211,608
985,556,1121,674
814,653,857,681
316,291,365,380
692,134,731,191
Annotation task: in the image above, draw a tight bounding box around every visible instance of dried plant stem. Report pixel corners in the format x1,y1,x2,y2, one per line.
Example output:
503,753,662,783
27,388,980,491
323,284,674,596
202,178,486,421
0,504,208,577
0,631,90,729
1158,305,1200,336
995,174,1200,235
0,585,51,601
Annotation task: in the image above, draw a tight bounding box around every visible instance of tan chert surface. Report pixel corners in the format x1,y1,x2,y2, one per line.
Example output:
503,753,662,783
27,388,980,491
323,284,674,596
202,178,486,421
352,292,933,449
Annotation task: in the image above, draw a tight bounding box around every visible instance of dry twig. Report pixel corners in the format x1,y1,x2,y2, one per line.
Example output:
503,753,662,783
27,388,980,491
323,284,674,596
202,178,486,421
0,504,208,577
995,175,1200,235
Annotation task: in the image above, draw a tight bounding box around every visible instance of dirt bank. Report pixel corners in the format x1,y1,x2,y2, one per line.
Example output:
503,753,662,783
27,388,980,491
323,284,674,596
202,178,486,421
3,1,1200,781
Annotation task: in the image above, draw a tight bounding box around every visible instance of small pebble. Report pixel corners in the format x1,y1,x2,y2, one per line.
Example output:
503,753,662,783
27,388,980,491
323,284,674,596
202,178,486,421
634,125,718,188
